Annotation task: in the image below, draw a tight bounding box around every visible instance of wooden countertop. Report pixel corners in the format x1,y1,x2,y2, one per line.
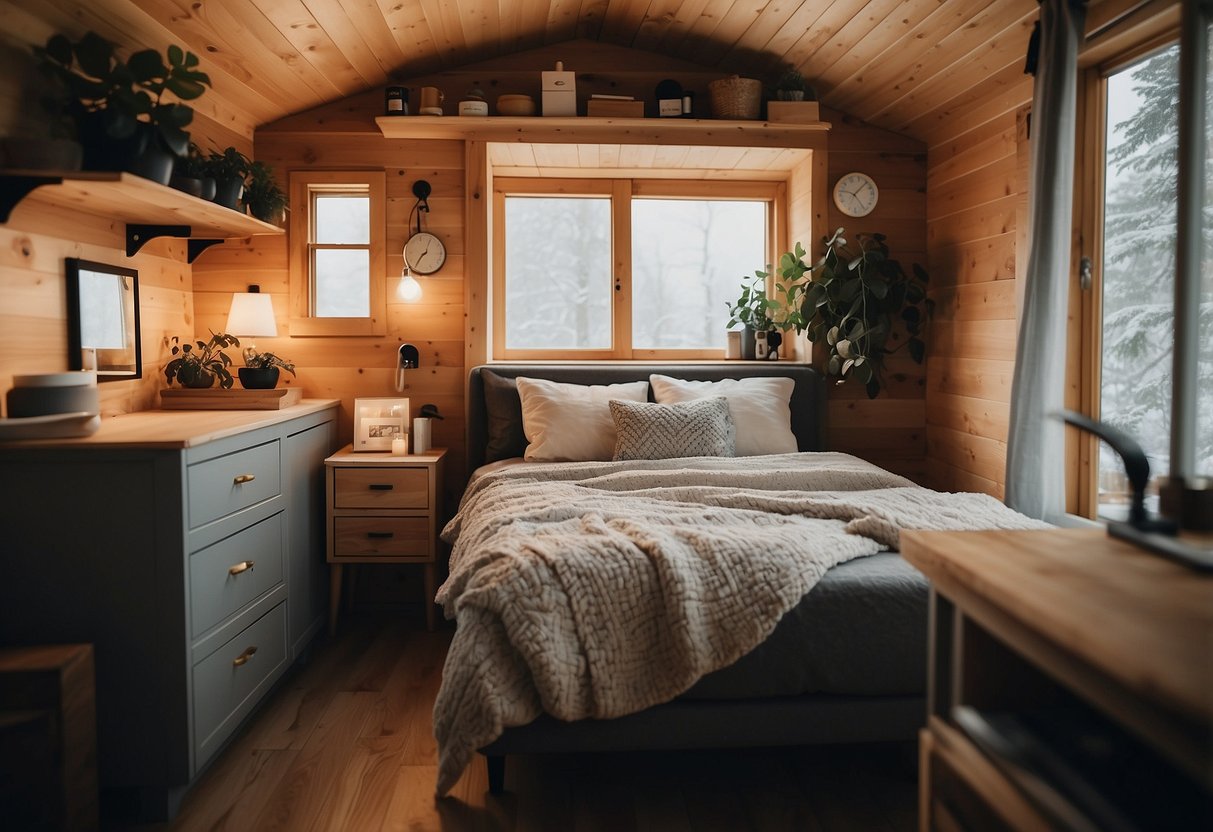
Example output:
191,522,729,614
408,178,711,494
0,399,340,451
902,528,1213,725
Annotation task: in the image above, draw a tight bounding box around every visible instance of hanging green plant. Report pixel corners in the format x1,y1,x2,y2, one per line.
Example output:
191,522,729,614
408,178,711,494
773,228,932,398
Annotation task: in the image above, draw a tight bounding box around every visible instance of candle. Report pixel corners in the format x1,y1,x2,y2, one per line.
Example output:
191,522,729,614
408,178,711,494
391,437,407,456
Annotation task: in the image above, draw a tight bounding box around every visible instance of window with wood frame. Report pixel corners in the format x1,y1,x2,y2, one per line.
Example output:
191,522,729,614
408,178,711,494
492,178,781,360
1072,18,1213,519
289,170,386,336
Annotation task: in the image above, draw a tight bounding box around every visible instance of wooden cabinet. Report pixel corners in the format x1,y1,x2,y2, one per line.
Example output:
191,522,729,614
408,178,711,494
0,402,337,819
902,529,1213,831
325,446,446,632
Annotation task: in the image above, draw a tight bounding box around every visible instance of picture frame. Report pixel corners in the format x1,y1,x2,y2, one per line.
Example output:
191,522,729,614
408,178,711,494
353,397,409,451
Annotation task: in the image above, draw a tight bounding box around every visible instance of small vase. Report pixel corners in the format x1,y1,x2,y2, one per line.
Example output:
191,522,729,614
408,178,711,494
238,367,279,389
741,325,757,360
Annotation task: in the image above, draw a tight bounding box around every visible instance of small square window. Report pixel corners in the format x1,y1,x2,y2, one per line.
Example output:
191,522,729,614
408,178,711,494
289,171,385,336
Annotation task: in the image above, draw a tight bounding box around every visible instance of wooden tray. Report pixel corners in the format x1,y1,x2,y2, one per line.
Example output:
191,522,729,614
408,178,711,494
159,387,302,410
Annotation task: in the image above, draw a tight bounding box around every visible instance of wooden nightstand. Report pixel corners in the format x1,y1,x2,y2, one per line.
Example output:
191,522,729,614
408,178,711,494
325,446,446,633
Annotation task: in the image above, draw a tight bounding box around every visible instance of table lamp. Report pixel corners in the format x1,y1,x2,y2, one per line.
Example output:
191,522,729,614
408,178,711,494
225,284,277,365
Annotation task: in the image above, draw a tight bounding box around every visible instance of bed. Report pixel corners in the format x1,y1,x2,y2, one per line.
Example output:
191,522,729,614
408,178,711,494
435,363,1042,795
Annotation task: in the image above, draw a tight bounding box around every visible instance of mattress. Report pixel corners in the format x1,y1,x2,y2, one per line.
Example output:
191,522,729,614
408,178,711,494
683,552,928,699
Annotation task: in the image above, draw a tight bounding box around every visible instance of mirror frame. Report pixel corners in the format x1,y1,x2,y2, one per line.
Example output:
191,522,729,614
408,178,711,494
65,257,142,382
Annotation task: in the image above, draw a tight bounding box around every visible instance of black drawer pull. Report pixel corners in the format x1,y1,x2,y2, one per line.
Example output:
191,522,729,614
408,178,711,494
367,531,394,539
369,484,394,491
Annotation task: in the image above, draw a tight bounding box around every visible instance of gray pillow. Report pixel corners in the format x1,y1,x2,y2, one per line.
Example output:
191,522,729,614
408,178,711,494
482,370,526,463
608,397,736,461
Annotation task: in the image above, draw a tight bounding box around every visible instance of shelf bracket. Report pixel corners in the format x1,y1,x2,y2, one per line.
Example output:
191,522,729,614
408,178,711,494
0,174,66,223
187,239,224,263
127,224,191,257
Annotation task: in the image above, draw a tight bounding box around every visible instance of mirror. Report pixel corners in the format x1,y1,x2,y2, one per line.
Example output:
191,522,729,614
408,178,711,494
65,258,141,381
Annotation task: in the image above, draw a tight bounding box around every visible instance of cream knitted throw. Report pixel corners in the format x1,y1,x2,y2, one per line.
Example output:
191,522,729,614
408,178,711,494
433,453,1047,794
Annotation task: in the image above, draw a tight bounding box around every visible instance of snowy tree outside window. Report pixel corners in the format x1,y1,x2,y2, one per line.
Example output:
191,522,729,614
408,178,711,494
1099,42,1213,517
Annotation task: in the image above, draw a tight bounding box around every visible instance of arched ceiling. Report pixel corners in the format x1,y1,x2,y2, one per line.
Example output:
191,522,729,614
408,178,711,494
4,0,1037,141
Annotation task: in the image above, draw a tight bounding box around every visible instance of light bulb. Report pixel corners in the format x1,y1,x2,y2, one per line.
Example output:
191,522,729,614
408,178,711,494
398,269,422,303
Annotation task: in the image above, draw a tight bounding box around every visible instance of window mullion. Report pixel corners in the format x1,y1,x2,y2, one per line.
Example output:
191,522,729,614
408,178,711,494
1170,0,1209,480
612,180,633,359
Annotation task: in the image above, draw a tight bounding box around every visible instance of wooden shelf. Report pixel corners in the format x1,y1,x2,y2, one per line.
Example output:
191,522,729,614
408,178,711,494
0,169,283,260
375,115,831,148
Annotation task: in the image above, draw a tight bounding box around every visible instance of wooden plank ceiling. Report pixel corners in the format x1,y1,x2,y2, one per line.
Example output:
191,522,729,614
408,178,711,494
10,0,1037,140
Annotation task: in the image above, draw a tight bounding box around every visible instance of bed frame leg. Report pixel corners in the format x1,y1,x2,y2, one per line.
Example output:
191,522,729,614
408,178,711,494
486,754,505,794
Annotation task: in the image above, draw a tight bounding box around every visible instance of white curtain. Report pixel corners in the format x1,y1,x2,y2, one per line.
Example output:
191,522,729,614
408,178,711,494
1005,0,1087,520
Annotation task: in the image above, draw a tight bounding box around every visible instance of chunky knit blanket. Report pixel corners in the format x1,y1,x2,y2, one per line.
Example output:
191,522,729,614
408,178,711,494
433,453,1047,794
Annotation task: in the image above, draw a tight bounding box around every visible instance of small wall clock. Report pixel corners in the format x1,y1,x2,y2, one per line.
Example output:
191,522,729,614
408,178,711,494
404,231,446,275
833,172,879,218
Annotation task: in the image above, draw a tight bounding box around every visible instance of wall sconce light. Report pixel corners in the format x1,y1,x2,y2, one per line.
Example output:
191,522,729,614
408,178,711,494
225,284,277,363
398,266,423,302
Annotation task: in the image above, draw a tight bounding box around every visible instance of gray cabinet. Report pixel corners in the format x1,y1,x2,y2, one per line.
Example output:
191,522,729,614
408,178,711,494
0,402,337,819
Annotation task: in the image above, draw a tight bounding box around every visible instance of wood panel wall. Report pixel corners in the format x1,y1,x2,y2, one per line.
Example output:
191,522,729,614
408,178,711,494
924,78,1034,499
821,108,928,483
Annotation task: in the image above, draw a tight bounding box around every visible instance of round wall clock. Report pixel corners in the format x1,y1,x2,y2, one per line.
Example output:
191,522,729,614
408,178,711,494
832,172,879,218
404,231,446,275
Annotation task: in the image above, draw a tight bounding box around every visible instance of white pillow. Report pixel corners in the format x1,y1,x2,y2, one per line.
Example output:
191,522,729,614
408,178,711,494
649,374,798,456
516,377,649,461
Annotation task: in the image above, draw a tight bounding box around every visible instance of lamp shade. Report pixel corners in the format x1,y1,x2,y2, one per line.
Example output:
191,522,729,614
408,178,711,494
226,291,277,337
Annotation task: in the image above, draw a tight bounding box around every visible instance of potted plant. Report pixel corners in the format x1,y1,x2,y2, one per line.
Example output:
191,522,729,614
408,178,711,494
205,146,251,210
774,69,814,102
773,229,931,398
243,160,288,223
238,350,295,390
726,270,780,360
164,331,239,389
170,142,216,200
35,32,210,184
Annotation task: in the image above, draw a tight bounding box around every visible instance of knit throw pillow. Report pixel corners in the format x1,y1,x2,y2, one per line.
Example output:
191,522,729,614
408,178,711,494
608,397,736,461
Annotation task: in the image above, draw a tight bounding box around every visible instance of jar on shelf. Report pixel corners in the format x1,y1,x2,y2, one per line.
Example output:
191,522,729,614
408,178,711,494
458,88,489,117
385,85,409,116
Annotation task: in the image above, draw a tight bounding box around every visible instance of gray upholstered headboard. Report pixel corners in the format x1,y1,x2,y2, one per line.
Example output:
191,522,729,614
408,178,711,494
466,363,827,474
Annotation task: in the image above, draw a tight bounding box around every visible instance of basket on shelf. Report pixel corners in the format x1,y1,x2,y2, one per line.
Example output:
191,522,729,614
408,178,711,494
707,76,762,119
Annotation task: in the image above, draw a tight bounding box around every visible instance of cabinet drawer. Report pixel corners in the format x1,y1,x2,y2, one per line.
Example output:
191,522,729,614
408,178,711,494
189,441,281,528
333,517,431,558
189,513,284,637
193,602,288,769
333,467,428,509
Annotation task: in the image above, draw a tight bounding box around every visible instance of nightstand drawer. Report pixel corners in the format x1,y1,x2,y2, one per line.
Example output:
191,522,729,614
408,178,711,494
189,440,281,528
333,467,429,509
333,517,430,558
189,513,284,637
193,601,288,769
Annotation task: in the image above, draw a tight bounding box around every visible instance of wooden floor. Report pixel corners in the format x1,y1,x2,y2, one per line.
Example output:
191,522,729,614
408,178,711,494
112,614,918,831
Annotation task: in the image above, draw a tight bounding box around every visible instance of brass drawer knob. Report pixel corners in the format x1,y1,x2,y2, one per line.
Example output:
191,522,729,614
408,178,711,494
233,473,256,485
228,560,255,576
232,645,258,667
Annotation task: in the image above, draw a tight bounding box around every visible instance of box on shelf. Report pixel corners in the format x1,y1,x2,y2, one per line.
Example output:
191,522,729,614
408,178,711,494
541,61,576,116
766,101,821,123
586,99,644,118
